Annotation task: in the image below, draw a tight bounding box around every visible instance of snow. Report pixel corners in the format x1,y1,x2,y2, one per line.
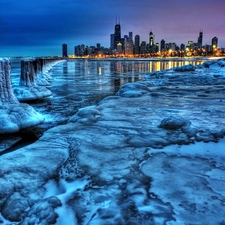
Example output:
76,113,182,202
0,58,44,134
13,60,64,101
1,58,225,224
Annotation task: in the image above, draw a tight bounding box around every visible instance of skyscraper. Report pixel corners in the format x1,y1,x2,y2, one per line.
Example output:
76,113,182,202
110,34,115,49
62,44,68,57
129,32,133,42
160,39,165,51
140,41,147,54
134,35,140,55
125,39,133,55
149,31,154,47
212,36,218,48
114,19,121,50
197,30,203,47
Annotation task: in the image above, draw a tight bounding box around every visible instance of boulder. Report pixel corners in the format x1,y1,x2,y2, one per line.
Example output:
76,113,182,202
159,116,191,130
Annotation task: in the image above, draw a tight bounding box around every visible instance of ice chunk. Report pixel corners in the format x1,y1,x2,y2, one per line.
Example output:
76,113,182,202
69,106,102,124
159,116,191,130
173,64,195,72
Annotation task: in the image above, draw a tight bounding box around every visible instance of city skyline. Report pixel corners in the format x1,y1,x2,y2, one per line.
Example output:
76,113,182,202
0,0,225,57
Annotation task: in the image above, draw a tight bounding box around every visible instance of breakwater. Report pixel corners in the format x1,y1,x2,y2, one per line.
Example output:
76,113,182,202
20,57,62,87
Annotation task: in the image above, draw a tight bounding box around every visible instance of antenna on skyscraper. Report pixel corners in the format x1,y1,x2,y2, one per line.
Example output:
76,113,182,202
118,16,120,24
116,15,117,25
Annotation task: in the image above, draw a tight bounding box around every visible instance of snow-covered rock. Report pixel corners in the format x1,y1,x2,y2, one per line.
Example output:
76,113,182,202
0,58,44,134
173,64,195,72
69,106,102,124
159,116,191,130
116,82,150,97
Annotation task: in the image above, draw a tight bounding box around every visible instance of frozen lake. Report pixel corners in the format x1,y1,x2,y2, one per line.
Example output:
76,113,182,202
11,58,204,130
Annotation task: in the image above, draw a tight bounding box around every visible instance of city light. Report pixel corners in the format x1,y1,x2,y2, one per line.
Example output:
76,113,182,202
62,25,224,58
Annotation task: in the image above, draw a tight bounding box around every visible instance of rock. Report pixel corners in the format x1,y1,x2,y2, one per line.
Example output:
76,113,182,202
202,60,216,68
21,197,61,225
159,116,191,130
116,82,150,97
2,192,28,222
173,64,195,72
218,60,225,67
69,106,102,124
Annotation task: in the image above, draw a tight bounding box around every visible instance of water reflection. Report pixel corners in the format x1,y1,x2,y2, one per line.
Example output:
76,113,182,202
63,59,204,102
63,61,68,74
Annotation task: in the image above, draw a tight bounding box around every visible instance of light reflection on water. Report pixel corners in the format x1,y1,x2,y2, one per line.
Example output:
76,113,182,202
10,58,204,128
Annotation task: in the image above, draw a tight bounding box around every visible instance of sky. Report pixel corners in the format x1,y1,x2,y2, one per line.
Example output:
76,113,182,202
0,0,225,57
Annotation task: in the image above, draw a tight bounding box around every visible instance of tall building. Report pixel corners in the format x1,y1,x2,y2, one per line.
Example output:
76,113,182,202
160,39,165,51
197,30,203,47
155,43,159,52
149,31,154,47
125,39,133,55
117,42,123,54
114,21,121,49
62,44,68,57
129,32,133,41
140,41,147,54
134,35,140,55
97,43,101,51
180,43,185,51
74,46,79,56
110,34,114,49
212,36,218,48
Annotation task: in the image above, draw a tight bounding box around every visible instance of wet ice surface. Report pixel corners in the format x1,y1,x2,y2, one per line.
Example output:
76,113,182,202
1,58,225,224
11,59,204,131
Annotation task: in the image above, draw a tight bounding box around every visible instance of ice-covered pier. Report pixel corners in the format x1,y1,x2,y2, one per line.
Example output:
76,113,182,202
0,58,44,134
14,57,64,101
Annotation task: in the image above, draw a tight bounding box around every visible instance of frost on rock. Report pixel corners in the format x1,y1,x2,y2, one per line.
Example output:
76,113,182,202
0,58,44,134
202,60,217,68
21,197,62,225
173,64,195,72
13,59,52,101
159,116,191,130
68,106,102,124
0,136,68,223
116,82,150,97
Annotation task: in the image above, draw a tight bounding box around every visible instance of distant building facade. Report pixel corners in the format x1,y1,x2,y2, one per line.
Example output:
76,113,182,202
212,36,218,48
62,44,68,57
134,35,140,54
197,30,203,47
110,34,114,49
160,39,165,51
140,41,147,54
125,39,133,55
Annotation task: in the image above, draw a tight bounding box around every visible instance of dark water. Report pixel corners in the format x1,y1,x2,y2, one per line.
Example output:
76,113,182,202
10,58,204,130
